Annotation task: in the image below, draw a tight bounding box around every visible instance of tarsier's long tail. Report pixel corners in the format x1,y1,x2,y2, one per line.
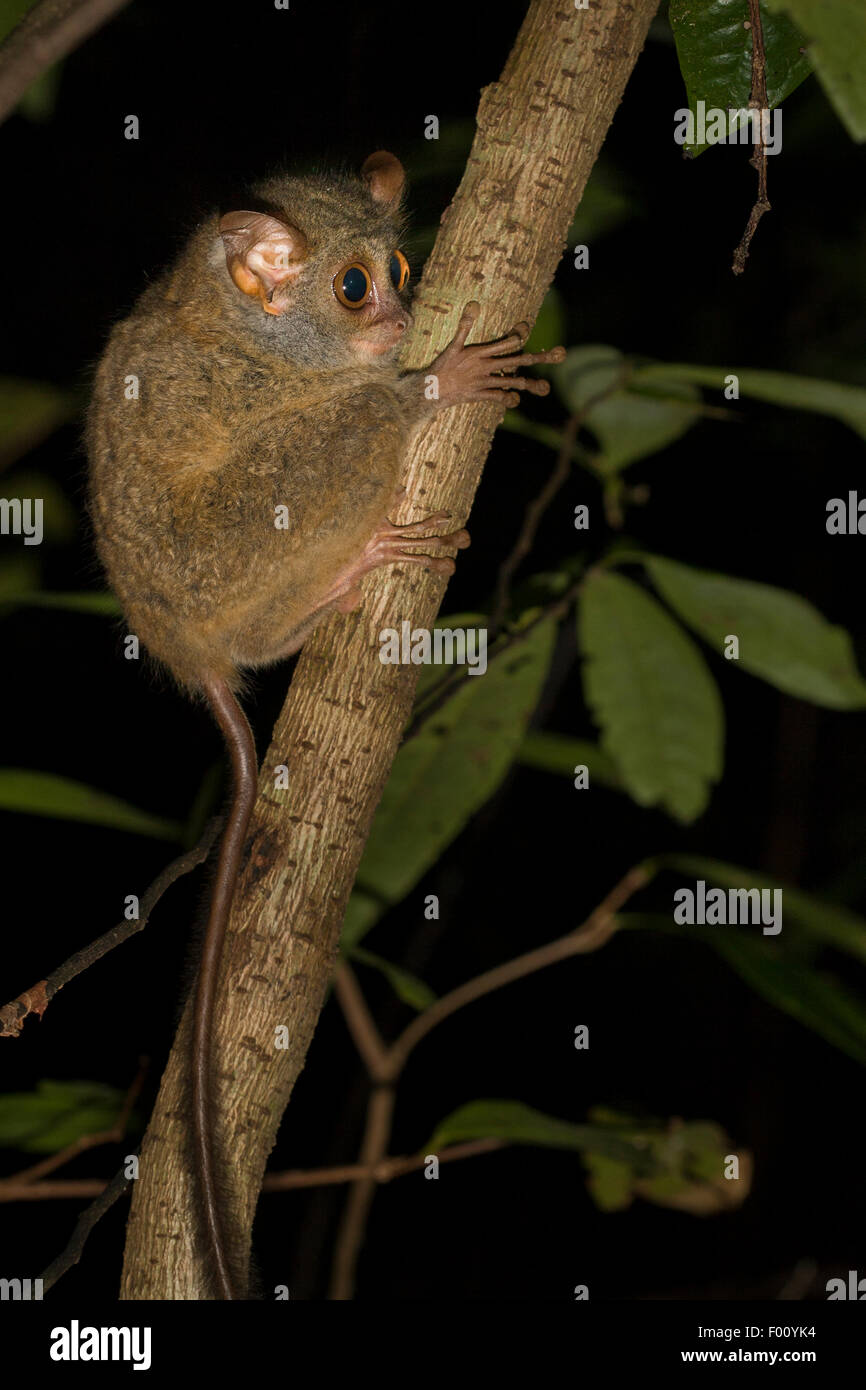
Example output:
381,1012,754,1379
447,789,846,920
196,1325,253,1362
193,673,258,1300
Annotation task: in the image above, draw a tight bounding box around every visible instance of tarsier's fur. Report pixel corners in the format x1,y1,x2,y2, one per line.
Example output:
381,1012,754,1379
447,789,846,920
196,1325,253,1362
87,151,563,1298
88,169,415,692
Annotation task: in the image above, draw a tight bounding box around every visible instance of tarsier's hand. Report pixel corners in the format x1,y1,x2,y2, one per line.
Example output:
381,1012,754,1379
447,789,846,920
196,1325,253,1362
428,301,566,408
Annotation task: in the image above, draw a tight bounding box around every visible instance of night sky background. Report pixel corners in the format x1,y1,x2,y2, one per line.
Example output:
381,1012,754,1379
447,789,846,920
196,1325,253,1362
1,0,865,1303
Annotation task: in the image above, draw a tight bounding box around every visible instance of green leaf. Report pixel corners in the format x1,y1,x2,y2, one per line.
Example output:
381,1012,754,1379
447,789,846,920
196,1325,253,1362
0,1080,127,1153
578,571,724,822
568,161,639,243
517,730,623,789
340,890,385,951
497,410,575,456
643,554,866,709
346,947,437,1012
553,347,701,474
17,62,61,121
634,361,866,442
0,7,64,121
354,617,555,909
670,0,812,156
583,1153,635,1211
182,761,224,849
412,612,489,700
659,853,866,965
765,0,866,141
582,1109,746,1214
624,911,866,1067
0,0,38,40
703,931,866,1067
12,590,122,615
0,770,184,841
404,119,474,181
523,288,566,356
0,378,77,466
429,1101,749,1214
0,554,41,606
428,1100,648,1162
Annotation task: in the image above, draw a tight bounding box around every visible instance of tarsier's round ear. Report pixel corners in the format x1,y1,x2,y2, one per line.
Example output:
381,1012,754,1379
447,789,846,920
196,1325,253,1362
360,150,406,209
219,211,308,316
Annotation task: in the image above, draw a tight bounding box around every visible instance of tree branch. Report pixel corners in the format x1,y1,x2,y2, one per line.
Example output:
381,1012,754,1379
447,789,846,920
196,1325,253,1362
0,1141,505,1207
327,861,648,1296
490,412,582,634
384,862,648,1078
120,0,661,1300
732,0,771,275
0,818,222,1037
0,0,130,127
39,1167,131,1292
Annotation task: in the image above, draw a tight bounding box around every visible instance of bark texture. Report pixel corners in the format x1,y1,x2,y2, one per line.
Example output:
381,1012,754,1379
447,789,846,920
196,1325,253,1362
120,0,659,1299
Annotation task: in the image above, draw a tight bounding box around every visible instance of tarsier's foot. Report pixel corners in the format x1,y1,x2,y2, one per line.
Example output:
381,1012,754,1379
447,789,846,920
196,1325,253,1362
368,511,471,575
429,302,566,409
318,511,470,611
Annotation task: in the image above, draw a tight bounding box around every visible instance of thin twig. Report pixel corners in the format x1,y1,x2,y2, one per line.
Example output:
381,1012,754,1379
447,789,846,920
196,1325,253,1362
0,1139,506,1204
329,861,650,1297
6,1059,147,1185
490,412,582,634
0,0,130,127
328,1085,395,1299
402,574,583,742
385,862,649,1077
0,817,222,1036
732,0,771,275
0,1178,111,1201
490,364,632,634
264,1138,506,1189
333,963,390,1081
40,1166,132,1292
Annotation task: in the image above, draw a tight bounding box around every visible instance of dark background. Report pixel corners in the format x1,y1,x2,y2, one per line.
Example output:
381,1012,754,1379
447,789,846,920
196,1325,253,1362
1,0,864,1301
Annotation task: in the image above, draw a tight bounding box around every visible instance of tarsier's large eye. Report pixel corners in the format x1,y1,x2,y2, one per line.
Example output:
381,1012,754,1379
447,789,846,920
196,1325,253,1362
390,250,410,292
334,263,371,308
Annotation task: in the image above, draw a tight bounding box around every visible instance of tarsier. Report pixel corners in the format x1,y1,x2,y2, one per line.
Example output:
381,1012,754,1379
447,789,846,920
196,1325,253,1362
87,150,565,1298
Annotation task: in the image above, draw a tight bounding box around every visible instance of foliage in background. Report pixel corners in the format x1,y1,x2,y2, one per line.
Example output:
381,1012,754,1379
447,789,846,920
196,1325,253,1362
2,0,865,1227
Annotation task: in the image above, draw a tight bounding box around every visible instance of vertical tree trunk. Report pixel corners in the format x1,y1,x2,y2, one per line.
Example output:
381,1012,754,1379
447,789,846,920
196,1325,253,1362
120,0,660,1299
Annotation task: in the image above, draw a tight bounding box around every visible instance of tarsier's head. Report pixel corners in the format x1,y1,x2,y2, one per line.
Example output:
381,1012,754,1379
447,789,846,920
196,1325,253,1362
216,151,412,368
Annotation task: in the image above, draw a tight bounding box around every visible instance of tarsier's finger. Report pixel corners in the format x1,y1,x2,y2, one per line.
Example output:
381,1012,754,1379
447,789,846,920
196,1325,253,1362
452,302,482,350
491,375,551,396
467,387,522,407
395,552,457,576
477,323,531,357
491,347,566,371
445,528,471,550
386,511,453,537
397,527,470,553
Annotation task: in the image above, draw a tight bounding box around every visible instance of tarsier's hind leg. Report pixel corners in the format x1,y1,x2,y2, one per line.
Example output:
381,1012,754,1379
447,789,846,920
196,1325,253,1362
316,510,470,610
268,508,470,660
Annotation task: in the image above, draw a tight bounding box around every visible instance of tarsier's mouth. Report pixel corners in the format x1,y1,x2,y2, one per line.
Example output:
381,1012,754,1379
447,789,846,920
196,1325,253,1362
355,336,401,358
